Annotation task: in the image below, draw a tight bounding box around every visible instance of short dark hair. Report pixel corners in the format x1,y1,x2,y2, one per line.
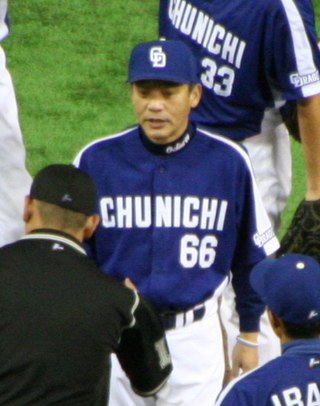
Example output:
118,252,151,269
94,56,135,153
36,200,88,230
282,320,320,339
133,79,196,88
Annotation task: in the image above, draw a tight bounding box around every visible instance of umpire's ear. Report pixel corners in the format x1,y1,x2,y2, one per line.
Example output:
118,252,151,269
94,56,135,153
83,213,100,240
23,196,33,224
23,196,40,234
23,196,32,223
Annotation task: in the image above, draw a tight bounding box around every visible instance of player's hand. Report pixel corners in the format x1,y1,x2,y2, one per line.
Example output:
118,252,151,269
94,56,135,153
230,333,258,378
124,278,137,290
231,344,258,378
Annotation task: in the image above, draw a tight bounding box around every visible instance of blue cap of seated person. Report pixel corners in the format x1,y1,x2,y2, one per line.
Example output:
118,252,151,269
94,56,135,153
250,253,320,324
128,39,199,84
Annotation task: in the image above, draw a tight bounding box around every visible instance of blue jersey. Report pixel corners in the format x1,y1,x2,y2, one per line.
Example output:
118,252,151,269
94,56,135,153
216,338,320,405
159,0,320,139
74,124,279,330
0,0,9,41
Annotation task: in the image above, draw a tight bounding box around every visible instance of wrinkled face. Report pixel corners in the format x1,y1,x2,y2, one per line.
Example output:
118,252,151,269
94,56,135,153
131,80,202,144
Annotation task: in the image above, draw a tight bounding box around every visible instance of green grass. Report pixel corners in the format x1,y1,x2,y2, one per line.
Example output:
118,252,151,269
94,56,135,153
3,0,320,236
4,1,158,172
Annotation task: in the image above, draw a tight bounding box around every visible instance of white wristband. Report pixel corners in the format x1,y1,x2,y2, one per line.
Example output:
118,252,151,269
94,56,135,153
236,335,259,347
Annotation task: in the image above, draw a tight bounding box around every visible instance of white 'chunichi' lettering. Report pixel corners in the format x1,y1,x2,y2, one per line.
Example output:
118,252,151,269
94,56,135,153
168,0,246,69
100,195,228,231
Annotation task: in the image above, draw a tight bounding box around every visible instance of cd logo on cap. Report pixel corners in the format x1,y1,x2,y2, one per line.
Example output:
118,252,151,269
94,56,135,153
150,46,166,68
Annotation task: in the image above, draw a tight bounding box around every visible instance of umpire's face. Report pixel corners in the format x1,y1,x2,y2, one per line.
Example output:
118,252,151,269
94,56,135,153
131,80,202,144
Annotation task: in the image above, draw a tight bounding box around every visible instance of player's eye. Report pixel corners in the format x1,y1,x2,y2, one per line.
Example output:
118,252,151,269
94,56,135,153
137,89,150,97
162,89,175,97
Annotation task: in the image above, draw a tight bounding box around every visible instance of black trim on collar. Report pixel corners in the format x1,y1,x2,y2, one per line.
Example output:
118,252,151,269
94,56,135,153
139,123,195,155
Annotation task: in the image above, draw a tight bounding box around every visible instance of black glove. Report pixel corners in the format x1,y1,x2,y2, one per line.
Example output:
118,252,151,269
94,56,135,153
277,199,320,261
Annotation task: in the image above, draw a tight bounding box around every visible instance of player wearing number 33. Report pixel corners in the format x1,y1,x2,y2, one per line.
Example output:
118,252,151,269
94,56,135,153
74,39,279,405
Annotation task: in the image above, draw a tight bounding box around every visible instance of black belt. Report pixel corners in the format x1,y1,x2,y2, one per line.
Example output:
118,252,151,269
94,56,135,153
159,304,206,331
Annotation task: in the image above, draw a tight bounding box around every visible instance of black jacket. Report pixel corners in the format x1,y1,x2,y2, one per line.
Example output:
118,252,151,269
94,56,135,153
0,229,171,405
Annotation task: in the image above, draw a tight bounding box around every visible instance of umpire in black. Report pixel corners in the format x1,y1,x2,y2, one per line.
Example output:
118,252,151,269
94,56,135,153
0,164,172,405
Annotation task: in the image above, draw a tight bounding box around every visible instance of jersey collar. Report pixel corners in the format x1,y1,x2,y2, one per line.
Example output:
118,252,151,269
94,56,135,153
139,123,195,155
21,229,87,255
282,338,320,356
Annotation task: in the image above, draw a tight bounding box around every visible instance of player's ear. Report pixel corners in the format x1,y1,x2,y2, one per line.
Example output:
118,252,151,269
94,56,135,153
189,83,202,109
83,213,100,240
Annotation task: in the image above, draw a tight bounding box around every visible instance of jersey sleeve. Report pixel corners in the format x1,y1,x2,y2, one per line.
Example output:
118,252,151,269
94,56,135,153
231,152,279,331
233,146,280,264
116,293,173,397
265,0,320,101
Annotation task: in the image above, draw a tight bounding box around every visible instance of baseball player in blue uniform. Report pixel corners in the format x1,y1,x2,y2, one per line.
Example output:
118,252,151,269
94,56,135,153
216,253,320,406
74,39,279,405
0,0,32,246
158,0,320,367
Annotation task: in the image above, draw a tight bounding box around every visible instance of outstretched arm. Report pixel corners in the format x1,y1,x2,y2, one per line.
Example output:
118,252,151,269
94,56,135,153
277,94,320,259
298,94,320,200
116,293,173,397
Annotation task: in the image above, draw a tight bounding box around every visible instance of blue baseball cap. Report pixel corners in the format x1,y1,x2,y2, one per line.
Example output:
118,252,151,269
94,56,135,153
128,39,199,84
250,253,320,324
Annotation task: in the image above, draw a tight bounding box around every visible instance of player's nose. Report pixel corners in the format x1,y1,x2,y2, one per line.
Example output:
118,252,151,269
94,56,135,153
145,92,165,111
147,97,164,111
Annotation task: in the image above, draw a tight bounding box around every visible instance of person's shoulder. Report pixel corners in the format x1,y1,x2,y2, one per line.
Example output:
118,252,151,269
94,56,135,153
196,125,251,163
216,356,285,405
0,239,26,257
242,0,296,16
74,125,139,163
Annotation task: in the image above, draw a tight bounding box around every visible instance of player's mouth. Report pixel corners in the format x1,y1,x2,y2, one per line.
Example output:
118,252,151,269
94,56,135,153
145,118,168,129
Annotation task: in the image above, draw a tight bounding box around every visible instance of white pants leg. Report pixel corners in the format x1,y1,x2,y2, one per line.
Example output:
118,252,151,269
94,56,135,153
0,46,32,246
109,298,225,406
220,108,292,367
244,109,292,230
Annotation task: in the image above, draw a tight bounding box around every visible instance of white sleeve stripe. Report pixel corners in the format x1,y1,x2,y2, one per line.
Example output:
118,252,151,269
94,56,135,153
198,128,254,167
198,129,280,255
280,0,320,96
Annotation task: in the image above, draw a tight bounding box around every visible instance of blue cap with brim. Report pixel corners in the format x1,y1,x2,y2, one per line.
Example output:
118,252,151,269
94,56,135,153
250,253,320,324
128,39,199,84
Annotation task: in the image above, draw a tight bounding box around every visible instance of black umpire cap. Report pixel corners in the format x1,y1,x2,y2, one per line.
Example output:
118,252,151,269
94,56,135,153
30,164,97,215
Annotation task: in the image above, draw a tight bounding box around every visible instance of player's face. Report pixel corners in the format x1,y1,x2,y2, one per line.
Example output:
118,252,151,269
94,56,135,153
131,80,202,144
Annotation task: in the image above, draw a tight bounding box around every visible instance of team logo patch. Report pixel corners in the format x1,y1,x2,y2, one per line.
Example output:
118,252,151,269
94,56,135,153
149,46,166,68
253,227,275,248
290,70,320,88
